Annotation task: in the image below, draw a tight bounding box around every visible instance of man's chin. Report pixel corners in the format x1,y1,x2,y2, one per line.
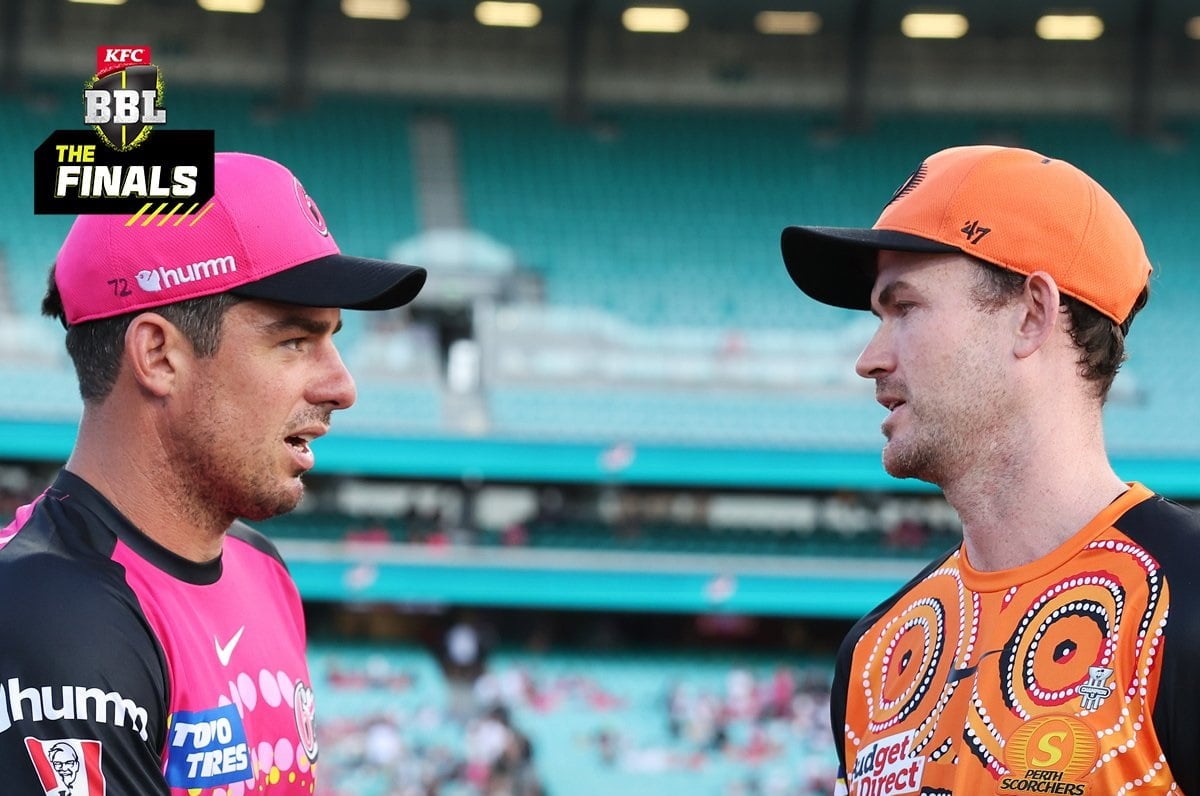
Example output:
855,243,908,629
237,486,305,521
882,443,932,483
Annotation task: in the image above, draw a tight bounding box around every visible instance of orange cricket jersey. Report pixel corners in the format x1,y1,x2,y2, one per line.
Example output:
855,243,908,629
831,484,1200,796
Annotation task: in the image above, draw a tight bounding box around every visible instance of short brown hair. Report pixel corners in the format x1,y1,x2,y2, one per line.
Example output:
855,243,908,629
970,260,1149,402
42,266,243,403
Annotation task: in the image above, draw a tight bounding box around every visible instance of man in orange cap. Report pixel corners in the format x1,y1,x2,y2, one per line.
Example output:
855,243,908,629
781,146,1198,795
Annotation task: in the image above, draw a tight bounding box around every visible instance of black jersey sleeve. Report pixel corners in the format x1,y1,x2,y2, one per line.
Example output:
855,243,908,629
831,613,868,775
829,546,959,776
1114,494,1200,796
0,506,170,795
228,519,290,570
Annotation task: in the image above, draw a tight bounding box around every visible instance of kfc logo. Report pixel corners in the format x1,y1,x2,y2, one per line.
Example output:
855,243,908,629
24,737,106,795
95,46,151,76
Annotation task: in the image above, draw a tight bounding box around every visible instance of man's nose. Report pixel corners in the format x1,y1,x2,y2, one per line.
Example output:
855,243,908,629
855,325,894,380
310,342,357,410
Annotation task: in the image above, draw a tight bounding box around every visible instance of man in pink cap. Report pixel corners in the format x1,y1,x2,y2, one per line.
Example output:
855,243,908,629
0,153,426,794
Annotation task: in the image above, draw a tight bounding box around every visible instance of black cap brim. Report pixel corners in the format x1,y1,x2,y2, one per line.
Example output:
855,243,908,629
230,254,427,310
781,226,959,311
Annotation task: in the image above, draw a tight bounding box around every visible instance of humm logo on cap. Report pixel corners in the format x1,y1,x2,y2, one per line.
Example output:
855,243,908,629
134,256,238,294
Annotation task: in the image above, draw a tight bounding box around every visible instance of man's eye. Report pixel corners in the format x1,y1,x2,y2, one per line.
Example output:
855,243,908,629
282,338,306,351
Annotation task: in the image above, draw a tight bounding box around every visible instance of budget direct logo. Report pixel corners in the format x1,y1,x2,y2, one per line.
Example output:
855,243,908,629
849,730,925,796
33,45,214,215
86,46,164,152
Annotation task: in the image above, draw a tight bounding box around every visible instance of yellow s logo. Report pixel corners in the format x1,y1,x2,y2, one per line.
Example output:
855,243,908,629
1032,730,1067,768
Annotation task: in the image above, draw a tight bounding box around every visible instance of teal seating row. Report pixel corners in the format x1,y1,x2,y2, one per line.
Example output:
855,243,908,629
247,508,960,560
524,521,958,560
486,386,884,447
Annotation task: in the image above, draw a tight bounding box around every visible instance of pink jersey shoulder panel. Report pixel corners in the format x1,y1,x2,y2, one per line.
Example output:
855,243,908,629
112,532,317,795
0,491,48,551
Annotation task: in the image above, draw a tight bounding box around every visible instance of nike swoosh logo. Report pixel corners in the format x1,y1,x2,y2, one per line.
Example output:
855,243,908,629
947,648,1003,684
215,626,245,667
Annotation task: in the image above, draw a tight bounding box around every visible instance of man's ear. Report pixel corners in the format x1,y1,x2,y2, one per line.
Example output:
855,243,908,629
1013,271,1062,360
124,313,190,398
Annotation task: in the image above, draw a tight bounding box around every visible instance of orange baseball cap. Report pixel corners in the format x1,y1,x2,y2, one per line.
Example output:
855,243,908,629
781,145,1152,324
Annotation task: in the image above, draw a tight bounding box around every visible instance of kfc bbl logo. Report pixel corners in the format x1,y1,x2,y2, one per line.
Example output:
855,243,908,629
33,45,215,214
85,46,166,152
24,737,107,796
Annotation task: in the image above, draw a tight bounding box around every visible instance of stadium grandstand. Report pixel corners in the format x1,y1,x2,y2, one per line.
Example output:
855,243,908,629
2,0,1200,793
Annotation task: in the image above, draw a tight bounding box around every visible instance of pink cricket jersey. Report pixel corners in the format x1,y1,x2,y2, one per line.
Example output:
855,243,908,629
0,470,319,795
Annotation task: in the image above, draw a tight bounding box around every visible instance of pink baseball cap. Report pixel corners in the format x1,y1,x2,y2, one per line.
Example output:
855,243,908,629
54,152,427,325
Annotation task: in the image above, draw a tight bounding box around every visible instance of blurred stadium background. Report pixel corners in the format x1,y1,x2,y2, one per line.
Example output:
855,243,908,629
2,0,1200,793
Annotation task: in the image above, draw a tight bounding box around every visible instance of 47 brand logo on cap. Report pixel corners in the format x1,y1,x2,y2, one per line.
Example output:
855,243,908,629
33,44,214,215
